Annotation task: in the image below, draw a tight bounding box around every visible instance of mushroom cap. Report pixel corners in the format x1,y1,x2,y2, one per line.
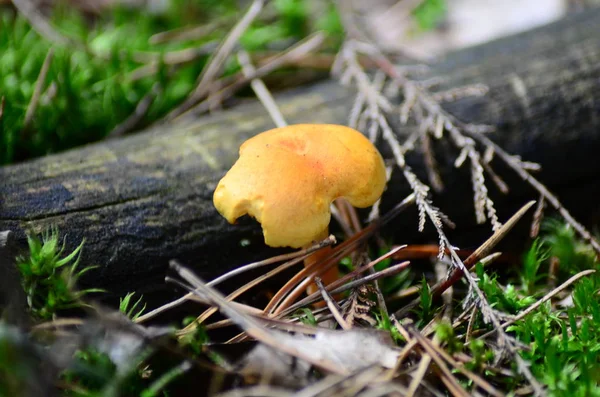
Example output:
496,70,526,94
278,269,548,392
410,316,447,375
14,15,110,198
213,124,386,248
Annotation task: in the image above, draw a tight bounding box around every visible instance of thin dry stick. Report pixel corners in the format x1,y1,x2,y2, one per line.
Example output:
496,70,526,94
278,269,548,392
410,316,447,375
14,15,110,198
132,41,220,65
128,44,220,81
206,309,327,334
406,351,433,397
32,318,85,330
436,260,454,321
109,83,162,138
339,367,393,397
465,305,478,343
23,47,54,131
295,366,390,397
167,0,265,120
408,260,454,397
343,199,390,320
396,318,468,397
408,329,470,397
421,131,444,192
12,0,74,46
315,277,351,330
530,195,546,238
175,32,325,119
452,302,476,329
170,261,346,374
330,203,355,237
177,252,315,335
237,49,287,128
429,337,505,397
277,261,411,319
137,237,334,324
149,20,233,45
215,385,296,397
385,338,419,381
481,158,510,194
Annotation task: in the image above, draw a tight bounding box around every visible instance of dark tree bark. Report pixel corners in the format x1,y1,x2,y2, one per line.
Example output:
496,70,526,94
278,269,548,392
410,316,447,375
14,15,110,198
1,9,600,302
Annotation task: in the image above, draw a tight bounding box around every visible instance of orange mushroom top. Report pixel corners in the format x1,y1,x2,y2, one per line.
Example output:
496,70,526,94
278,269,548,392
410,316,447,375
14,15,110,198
213,124,386,248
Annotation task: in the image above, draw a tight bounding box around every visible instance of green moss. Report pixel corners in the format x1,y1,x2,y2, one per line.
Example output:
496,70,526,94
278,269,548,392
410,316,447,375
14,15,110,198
0,1,344,165
15,227,101,319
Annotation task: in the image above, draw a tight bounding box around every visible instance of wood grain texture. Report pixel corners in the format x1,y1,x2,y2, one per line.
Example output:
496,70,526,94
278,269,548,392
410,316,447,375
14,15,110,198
1,9,600,301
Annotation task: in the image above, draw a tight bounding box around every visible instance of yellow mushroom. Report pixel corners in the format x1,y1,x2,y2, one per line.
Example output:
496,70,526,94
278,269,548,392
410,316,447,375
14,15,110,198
213,124,386,290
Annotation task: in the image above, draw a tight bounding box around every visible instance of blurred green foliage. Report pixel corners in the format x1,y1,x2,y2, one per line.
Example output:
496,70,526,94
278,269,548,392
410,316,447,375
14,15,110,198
412,0,446,32
0,1,344,165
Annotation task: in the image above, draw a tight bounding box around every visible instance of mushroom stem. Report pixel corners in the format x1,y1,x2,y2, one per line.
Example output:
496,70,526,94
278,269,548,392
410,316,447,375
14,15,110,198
304,229,337,296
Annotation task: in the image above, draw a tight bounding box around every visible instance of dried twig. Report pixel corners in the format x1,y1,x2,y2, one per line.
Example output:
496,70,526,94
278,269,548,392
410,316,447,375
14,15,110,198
411,331,471,397
315,277,351,330
149,20,233,45
166,0,265,120
11,0,74,46
173,32,325,120
530,195,546,238
237,50,287,128
277,260,411,319
23,47,54,131
170,261,346,374
137,237,335,324
108,83,162,138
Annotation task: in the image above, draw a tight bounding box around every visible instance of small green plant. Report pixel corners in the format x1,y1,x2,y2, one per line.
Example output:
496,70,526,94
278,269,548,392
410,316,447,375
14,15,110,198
375,312,403,343
373,246,413,294
521,238,549,294
61,346,155,397
293,308,317,326
476,262,535,314
541,219,597,275
465,339,494,372
61,348,118,393
0,325,39,397
418,277,432,325
120,292,147,321
504,219,600,395
434,321,462,354
412,0,446,32
179,317,226,367
179,317,210,356
16,227,101,320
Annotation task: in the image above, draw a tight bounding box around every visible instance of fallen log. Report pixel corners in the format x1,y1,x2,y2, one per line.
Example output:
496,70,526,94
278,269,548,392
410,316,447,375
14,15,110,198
1,9,600,302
